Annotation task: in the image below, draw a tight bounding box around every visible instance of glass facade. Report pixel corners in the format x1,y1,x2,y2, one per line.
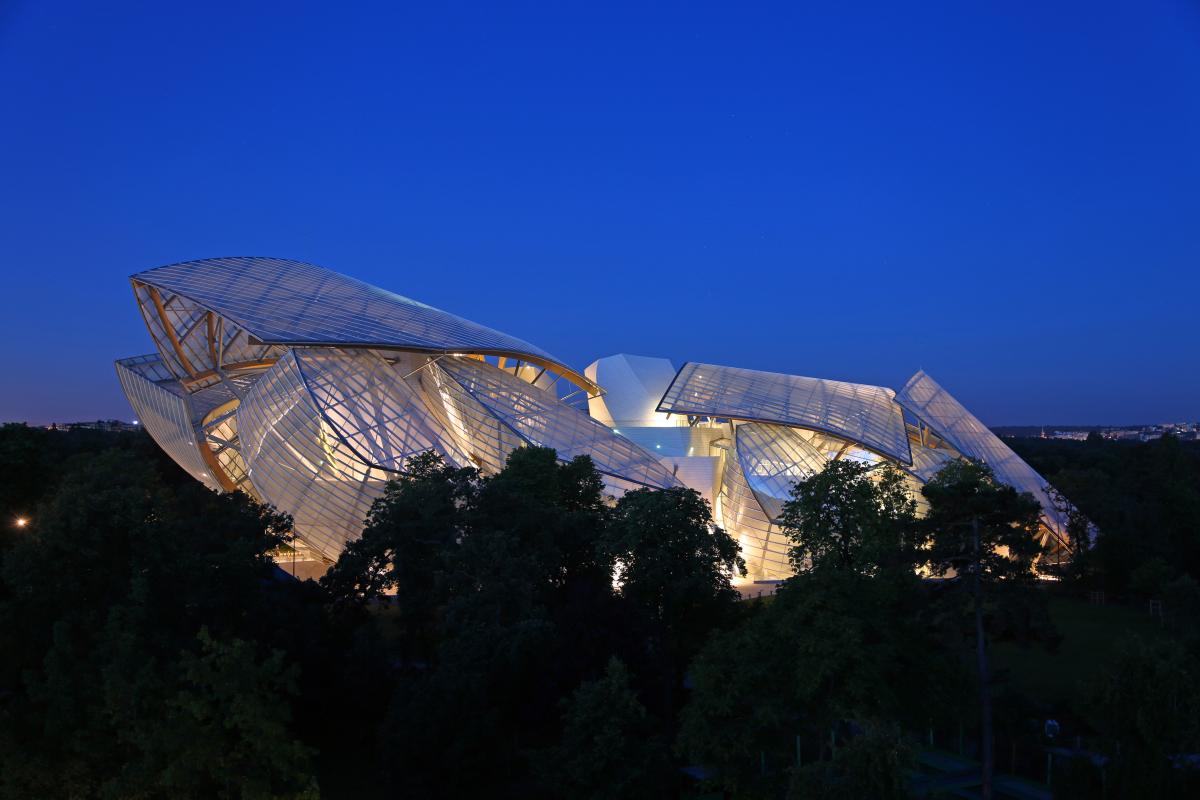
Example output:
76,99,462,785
132,256,558,363
115,355,224,491
117,258,678,563
117,256,1075,574
659,362,913,464
897,371,1070,547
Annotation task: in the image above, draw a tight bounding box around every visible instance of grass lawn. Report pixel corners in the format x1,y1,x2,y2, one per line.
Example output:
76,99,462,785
991,592,1165,714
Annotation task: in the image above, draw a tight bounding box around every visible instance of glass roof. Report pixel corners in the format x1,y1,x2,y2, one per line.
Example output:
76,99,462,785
896,371,1069,542
439,356,682,491
658,362,912,464
131,257,559,363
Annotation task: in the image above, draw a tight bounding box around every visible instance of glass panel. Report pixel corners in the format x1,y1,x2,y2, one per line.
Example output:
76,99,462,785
132,257,558,363
236,351,392,561
660,362,912,464
115,355,222,491
897,371,1069,546
438,356,681,491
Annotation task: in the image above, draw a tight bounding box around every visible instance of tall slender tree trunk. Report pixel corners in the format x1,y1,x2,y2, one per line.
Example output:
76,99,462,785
973,516,993,799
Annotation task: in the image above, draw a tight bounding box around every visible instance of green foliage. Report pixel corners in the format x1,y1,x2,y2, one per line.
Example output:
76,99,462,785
1010,435,1200,593
9,426,1197,798
535,657,669,800
678,569,953,798
919,458,1044,581
786,722,915,800
120,629,318,800
1090,638,1200,798
780,459,918,575
1129,556,1174,598
373,447,630,797
0,445,317,799
606,486,746,667
1162,575,1200,642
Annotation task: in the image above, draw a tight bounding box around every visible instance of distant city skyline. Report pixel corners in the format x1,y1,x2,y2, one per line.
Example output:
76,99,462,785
2,1,1198,425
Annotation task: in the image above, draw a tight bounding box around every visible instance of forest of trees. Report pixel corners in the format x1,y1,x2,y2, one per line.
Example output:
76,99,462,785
1,423,1198,799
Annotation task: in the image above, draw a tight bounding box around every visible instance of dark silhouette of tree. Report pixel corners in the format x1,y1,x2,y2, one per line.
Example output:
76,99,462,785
786,721,915,800
1091,638,1200,798
604,485,745,715
0,447,318,799
919,458,1044,800
780,459,918,575
534,657,669,800
678,568,951,798
118,629,318,799
375,447,625,798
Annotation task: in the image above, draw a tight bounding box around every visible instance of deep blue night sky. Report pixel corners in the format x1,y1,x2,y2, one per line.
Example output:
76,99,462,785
1,1,1197,425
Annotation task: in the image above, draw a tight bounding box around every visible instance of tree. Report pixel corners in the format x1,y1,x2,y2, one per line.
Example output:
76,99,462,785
678,569,952,799
919,458,1044,800
0,446,314,798
121,629,318,800
1091,638,1200,798
320,451,479,664
535,657,669,800
787,722,915,800
378,447,625,797
605,486,746,691
780,460,918,576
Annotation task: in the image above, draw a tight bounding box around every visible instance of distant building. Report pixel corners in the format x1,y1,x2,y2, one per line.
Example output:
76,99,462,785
46,419,140,433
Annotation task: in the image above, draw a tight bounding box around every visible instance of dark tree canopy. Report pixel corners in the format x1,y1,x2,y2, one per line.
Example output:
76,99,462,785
0,447,317,799
780,459,918,575
5,427,1198,798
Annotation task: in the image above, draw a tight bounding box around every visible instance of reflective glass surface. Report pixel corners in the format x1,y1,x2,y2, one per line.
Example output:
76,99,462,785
115,355,222,491
660,362,912,464
897,371,1069,545
133,257,557,361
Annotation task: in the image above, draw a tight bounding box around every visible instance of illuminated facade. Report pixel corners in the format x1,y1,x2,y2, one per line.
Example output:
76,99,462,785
116,257,679,562
118,257,1070,579
586,354,1072,579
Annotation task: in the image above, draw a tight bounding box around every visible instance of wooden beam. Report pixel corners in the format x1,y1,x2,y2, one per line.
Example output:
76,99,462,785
147,285,200,378
180,358,278,390
206,312,218,366
197,435,238,492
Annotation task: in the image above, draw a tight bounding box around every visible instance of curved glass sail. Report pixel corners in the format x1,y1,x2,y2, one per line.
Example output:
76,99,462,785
734,422,828,521
293,347,475,471
438,356,681,491
659,362,912,464
718,444,791,579
897,371,1069,545
132,257,558,362
115,355,223,491
236,351,392,561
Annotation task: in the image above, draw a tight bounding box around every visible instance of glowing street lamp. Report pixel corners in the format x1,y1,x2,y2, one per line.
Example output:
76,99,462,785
14,517,28,529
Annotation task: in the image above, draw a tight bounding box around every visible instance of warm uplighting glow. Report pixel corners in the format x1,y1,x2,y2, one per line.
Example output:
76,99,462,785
14,517,28,528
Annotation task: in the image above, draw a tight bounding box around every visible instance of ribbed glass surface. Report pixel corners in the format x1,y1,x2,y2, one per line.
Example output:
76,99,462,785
132,257,557,361
659,362,912,464
410,360,531,474
439,356,681,491
236,351,392,561
717,445,791,579
896,371,1068,544
201,404,257,498
734,422,828,522
907,439,959,482
115,355,222,492
294,348,475,471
